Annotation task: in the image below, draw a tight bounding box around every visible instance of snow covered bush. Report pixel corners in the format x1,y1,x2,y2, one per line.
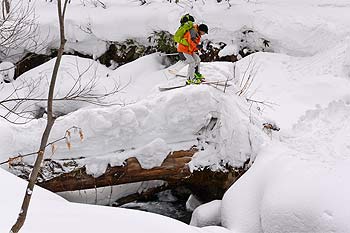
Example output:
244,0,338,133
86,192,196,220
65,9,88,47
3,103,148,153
79,0,106,8
148,31,177,60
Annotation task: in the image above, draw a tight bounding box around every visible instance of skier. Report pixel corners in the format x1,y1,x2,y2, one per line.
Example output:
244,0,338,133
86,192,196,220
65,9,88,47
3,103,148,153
176,23,208,84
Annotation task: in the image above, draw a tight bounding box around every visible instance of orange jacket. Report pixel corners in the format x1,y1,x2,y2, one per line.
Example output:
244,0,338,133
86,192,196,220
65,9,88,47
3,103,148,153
177,25,201,55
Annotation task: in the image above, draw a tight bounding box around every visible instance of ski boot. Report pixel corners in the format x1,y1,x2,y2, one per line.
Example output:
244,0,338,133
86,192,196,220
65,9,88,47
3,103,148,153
194,72,205,83
186,78,201,85
186,79,193,85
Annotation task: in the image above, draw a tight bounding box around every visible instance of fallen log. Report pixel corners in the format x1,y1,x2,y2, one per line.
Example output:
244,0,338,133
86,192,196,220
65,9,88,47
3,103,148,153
38,149,197,193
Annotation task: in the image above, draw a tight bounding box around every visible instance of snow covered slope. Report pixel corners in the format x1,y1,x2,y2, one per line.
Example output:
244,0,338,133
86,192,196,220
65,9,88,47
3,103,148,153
0,168,228,233
2,0,350,232
191,99,350,233
10,0,350,59
0,55,264,176
235,47,350,129
220,99,350,232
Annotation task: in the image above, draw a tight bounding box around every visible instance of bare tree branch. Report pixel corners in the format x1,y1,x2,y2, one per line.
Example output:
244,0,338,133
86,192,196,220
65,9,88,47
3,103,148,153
236,57,260,97
0,1,39,61
0,126,82,166
0,57,125,124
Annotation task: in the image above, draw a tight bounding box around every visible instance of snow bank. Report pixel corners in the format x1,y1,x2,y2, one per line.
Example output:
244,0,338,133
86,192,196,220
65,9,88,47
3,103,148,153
0,168,207,233
0,53,165,122
2,0,350,232
0,77,264,176
233,45,350,129
190,200,222,227
8,0,350,59
220,99,350,232
221,144,350,233
28,0,183,57
0,55,116,121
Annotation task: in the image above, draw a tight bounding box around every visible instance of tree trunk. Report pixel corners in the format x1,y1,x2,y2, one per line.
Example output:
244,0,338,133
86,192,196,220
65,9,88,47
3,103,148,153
10,1,68,232
36,148,249,203
38,149,197,192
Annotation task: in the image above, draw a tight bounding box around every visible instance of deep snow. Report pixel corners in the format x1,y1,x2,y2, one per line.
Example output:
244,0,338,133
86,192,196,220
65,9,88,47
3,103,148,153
1,0,350,232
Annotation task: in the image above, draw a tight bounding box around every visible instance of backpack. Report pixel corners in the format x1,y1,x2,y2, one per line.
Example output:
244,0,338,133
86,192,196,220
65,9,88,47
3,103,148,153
174,14,195,46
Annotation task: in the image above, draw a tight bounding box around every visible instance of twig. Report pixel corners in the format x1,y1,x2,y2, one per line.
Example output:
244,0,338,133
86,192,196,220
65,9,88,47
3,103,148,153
0,126,82,166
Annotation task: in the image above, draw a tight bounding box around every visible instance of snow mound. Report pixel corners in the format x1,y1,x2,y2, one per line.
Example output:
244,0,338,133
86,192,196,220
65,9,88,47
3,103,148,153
190,200,222,227
0,54,165,122
0,55,117,121
233,44,350,129
220,99,350,232
288,98,350,162
0,81,265,177
0,168,210,233
221,144,350,233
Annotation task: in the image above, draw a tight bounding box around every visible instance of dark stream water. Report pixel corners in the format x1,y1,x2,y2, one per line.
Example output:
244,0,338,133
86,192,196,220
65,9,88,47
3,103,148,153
120,190,193,224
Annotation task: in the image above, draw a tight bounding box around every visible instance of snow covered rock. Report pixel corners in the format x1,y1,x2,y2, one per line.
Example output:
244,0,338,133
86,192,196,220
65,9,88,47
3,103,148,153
190,200,222,227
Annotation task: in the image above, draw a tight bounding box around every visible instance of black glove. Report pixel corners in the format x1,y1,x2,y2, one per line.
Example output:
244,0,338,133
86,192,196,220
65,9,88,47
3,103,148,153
196,44,203,49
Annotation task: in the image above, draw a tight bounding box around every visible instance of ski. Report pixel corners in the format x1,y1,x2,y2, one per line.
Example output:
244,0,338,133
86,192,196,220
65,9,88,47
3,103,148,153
158,78,187,91
158,80,232,91
202,80,232,86
158,83,187,91
175,74,232,87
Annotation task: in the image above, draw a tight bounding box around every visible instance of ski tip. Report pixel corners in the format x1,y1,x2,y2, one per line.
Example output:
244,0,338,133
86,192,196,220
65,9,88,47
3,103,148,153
158,84,187,91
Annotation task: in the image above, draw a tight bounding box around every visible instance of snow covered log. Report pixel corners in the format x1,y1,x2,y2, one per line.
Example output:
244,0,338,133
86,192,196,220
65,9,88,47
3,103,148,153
37,149,248,203
38,149,196,193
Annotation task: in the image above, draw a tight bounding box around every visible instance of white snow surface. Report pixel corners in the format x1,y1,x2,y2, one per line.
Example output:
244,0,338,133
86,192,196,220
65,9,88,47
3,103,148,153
16,0,350,59
1,0,350,232
0,58,263,175
0,169,207,233
221,104,350,232
191,200,222,227
0,61,15,83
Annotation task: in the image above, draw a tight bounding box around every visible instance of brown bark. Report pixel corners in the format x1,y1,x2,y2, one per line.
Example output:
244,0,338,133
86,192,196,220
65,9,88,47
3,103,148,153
38,149,197,193
36,149,249,203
